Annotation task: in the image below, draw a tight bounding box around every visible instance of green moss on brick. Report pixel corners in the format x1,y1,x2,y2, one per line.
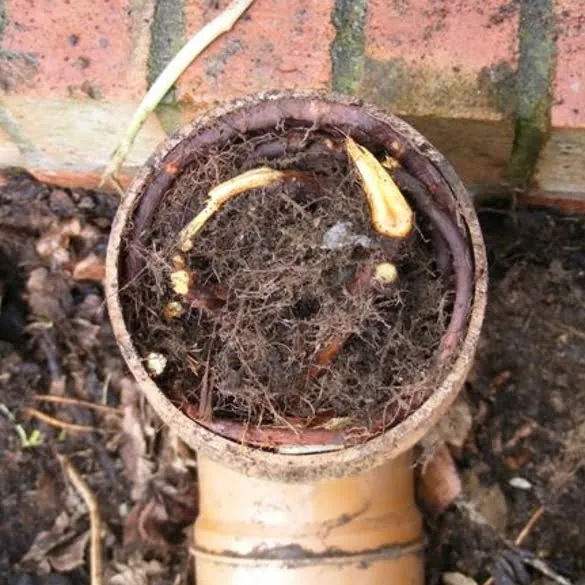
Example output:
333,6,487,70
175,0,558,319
331,0,367,95
148,0,185,90
361,57,501,117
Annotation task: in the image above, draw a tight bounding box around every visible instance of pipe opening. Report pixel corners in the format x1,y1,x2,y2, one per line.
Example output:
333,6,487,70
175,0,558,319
106,91,487,480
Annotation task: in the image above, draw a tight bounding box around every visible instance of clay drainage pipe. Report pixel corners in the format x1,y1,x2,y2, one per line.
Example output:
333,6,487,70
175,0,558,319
105,91,488,584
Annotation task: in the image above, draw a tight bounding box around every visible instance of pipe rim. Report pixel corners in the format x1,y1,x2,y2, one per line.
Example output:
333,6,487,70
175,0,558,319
105,90,487,482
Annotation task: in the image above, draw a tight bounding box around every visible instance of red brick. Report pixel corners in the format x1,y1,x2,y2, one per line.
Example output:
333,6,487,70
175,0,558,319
537,1,585,196
364,0,518,119
1,0,154,100
177,0,335,105
1,97,167,192
552,0,585,128
535,129,585,194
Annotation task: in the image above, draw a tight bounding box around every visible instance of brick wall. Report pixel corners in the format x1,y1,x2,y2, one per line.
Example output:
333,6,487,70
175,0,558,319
0,0,583,197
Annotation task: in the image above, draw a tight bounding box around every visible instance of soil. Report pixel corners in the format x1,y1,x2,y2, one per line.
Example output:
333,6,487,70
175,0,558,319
121,130,454,442
1,175,584,584
426,200,585,584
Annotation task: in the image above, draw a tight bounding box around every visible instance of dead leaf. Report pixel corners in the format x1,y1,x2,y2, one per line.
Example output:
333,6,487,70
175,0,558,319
463,470,508,533
124,499,170,551
439,396,473,449
124,487,197,552
75,293,104,323
19,511,79,574
504,420,536,450
47,530,90,572
72,253,106,282
504,448,532,470
36,218,81,264
164,427,197,473
418,395,473,463
79,223,102,249
49,189,76,217
73,318,101,352
26,267,73,322
120,379,154,502
418,443,462,515
108,557,166,585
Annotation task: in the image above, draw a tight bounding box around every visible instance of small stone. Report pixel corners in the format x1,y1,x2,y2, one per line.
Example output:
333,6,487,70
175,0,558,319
321,221,373,250
442,573,479,585
509,476,532,490
322,221,352,249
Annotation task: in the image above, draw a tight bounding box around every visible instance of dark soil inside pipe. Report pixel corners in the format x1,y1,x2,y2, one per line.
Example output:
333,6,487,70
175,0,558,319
120,101,472,447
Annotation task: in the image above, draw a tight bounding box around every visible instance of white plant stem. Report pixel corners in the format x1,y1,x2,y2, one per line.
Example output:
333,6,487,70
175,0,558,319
102,0,256,189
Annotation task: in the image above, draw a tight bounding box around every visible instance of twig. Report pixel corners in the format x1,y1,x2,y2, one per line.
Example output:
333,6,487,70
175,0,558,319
101,0,256,187
482,505,546,585
25,407,98,433
514,505,544,547
58,455,102,585
34,394,122,415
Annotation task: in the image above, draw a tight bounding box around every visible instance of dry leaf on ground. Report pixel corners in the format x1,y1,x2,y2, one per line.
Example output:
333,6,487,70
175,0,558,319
108,556,167,585
73,253,106,282
36,218,81,264
46,530,90,572
26,267,73,323
18,511,87,575
419,443,462,515
120,379,154,502
463,470,508,533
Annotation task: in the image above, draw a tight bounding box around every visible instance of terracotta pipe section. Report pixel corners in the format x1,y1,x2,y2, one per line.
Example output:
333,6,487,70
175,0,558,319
193,451,424,584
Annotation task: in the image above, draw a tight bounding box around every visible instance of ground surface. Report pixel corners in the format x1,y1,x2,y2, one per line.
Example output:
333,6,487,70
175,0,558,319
0,175,584,584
